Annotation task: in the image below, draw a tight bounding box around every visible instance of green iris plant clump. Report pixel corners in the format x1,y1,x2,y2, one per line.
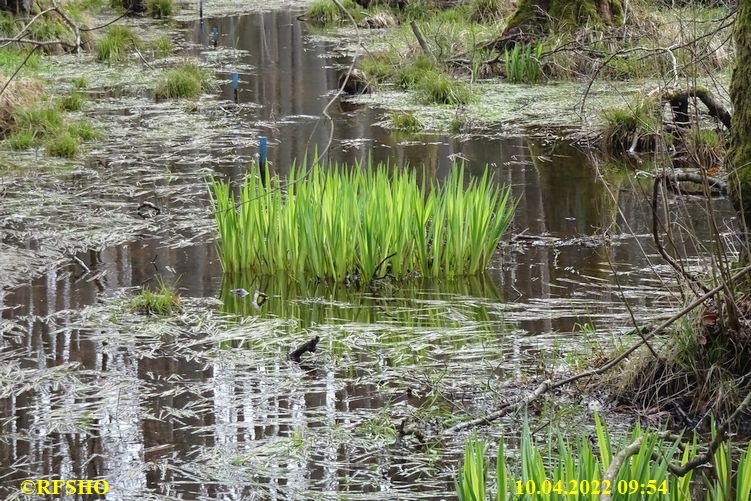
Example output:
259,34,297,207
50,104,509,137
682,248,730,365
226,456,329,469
457,414,751,501
210,158,515,284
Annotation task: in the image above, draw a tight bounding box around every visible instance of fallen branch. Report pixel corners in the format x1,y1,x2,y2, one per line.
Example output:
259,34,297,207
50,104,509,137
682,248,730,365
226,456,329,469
446,264,751,433
410,21,435,62
446,380,550,433
665,87,732,130
666,389,751,477
601,437,644,501
663,171,727,195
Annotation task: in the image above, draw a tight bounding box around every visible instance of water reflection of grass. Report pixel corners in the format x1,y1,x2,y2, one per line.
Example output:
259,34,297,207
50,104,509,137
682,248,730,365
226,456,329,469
221,271,501,324
219,271,510,359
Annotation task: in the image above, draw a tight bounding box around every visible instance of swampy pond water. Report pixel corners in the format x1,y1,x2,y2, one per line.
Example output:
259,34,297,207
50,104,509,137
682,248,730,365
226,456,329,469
0,6,738,501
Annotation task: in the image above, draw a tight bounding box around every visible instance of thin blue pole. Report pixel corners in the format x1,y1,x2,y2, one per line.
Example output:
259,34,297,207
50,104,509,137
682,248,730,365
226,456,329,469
232,71,239,103
259,137,267,168
259,136,268,186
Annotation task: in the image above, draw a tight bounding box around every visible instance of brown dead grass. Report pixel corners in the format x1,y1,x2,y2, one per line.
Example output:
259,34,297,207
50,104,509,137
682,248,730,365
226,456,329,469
0,74,44,133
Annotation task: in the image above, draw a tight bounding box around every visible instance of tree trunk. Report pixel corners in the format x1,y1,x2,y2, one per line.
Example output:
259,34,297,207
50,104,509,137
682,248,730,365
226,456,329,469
0,0,31,15
729,0,751,229
501,0,624,42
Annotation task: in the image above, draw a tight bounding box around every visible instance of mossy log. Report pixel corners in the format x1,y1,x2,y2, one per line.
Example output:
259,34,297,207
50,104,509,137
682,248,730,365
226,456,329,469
665,88,732,130
495,0,624,48
728,0,751,225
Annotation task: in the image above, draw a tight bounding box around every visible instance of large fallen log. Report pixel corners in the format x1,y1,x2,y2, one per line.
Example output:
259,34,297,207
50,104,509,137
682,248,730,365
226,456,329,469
664,87,732,130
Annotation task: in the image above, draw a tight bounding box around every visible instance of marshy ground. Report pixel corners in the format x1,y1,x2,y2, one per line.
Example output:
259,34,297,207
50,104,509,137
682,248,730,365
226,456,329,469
0,0,746,499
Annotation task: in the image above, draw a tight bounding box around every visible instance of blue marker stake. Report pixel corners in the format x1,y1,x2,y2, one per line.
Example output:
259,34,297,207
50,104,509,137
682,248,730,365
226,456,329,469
232,71,239,103
259,137,267,168
199,0,203,20
212,27,219,47
259,136,268,186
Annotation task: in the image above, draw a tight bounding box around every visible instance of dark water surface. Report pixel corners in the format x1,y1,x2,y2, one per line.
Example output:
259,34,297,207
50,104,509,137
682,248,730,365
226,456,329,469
0,8,736,501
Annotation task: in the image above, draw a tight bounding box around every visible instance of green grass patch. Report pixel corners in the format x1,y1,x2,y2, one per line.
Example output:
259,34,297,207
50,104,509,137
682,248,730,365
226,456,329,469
470,0,504,21
69,119,100,141
146,0,175,18
129,281,181,315
360,54,395,82
149,35,174,58
155,61,213,99
0,47,41,72
72,75,88,89
5,102,98,155
304,0,358,25
96,25,140,63
57,91,85,112
390,47,475,106
210,159,515,283
396,55,439,89
6,129,35,150
15,104,64,133
504,42,543,84
45,132,78,158
403,0,436,21
415,70,473,105
390,111,422,132
27,17,70,42
602,100,661,153
0,12,18,37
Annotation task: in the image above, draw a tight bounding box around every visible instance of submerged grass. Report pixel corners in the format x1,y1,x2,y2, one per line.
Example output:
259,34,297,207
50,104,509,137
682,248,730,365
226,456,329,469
458,414,751,500
210,158,515,284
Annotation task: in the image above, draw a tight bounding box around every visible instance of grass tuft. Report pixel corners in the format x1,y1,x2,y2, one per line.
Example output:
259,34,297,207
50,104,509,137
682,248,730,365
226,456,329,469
45,132,78,158
69,119,99,141
155,61,213,99
0,48,40,72
210,158,515,284
602,99,661,153
96,25,139,63
57,91,85,112
7,129,34,150
146,0,175,18
504,42,544,84
150,35,174,58
415,70,473,105
304,0,357,25
396,55,438,89
129,280,181,315
4,101,98,155
72,75,88,89
390,111,422,131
